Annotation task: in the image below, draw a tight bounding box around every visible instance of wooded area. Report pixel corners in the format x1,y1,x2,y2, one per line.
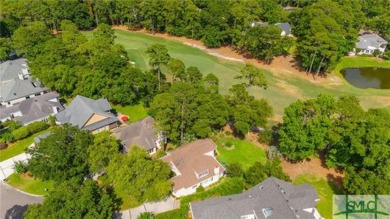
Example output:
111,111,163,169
1,0,389,74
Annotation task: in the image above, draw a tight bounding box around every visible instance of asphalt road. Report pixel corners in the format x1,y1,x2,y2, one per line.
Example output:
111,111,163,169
0,181,43,219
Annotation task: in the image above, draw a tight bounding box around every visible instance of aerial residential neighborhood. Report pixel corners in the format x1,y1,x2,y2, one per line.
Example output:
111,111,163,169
0,0,389,219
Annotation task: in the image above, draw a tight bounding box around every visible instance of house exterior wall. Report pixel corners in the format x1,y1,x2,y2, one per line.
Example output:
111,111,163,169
172,172,224,197
1,91,45,107
91,125,109,134
147,147,157,155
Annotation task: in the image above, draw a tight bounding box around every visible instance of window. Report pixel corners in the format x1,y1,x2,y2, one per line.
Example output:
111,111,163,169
197,169,209,179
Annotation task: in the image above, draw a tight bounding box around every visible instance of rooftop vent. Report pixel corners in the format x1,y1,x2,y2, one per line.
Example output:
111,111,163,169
262,207,273,218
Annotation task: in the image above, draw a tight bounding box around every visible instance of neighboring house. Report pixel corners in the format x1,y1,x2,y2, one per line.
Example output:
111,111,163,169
250,22,293,37
0,58,48,107
355,34,388,55
112,116,166,155
55,95,119,134
33,131,52,144
161,139,225,197
275,22,293,37
190,177,322,219
0,92,63,125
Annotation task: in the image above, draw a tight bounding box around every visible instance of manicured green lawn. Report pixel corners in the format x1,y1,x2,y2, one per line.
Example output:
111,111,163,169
216,138,266,170
112,103,148,123
294,174,343,219
83,30,390,118
0,129,50,162
6,173,54,195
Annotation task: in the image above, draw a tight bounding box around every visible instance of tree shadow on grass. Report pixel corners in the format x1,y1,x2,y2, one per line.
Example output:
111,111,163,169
326,173,345,195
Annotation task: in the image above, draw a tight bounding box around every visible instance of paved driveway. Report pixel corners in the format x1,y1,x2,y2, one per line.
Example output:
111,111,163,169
0,181,43,218
0,153,31,180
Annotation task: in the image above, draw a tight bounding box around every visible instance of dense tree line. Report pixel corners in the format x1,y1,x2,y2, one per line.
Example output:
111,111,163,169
10,21,158,105
25,125,172,217
278,95,390,194
2,0,388,71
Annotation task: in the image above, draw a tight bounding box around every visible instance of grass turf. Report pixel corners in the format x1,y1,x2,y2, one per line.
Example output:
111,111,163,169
294,174,343,219
84,30,390,118
216,138,266,170
6,173,54,195
112,103,148,123
0,129,51,162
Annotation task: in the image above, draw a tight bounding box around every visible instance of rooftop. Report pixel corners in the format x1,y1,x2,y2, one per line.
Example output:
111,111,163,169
55,95,118,130
112,116,158,151
161,139,225,192
356,34,388,49
191,177,319,219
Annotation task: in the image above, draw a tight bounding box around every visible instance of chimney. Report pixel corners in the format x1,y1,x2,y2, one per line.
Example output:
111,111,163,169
214,165,220,174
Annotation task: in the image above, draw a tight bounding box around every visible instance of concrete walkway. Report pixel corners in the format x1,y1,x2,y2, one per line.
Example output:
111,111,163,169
116,196,179,219
0,152,31,180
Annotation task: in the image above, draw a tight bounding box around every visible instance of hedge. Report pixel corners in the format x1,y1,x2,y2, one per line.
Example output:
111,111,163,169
9,121,50,142
26,121,49,134
11,127,30,141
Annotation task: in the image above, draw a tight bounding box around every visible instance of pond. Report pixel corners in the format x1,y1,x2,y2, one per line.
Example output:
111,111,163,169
341,67,390,89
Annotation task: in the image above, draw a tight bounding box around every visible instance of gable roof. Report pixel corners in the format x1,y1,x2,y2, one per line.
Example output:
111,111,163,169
55,95,118,130
161,139,225,192
190,177,319,219
0,92,63,125
112,116,158,151
0,58,28,82
0,58,48,102
275,22,292,35
356,34,388,49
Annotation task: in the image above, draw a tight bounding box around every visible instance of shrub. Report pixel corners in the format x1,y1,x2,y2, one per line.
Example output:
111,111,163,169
26,121,49,134
196,185,205,193
14,161,28,174
226,163,244,178
266,146,282,159
11,127,30,141
48,115,56,126
0,142,8,150
1,132,14,143
3,120,22,131
156,150,167,158
373,49,381,57
138,212,155,219
224,131,232,136
383,50,390,60
224,141,234,149
258,128,273,144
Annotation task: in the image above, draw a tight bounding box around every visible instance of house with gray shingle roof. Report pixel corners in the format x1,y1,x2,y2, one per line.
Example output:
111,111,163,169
55,95,119,134
112,116,165,155
355,34,388,55
275,22,292,37
0,92,63,125
190,177,322,219
0,58,48,107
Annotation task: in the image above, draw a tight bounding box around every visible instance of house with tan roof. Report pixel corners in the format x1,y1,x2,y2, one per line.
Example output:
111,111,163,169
161,139,225,197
